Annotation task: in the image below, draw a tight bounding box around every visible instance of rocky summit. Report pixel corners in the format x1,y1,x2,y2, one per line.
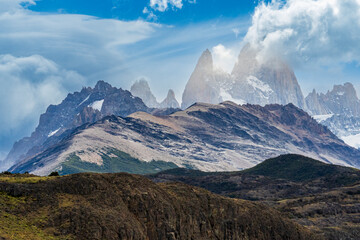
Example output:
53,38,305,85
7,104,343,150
181,44,306,109
10,101,360,176
4,81,150,170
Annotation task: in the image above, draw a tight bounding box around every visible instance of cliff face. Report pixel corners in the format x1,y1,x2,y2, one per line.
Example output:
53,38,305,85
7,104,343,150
0,172,319,240
181,45,306,109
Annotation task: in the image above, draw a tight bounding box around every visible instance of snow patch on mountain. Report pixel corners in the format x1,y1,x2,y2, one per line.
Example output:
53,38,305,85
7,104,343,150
342,134,360,149
48,128,61,137
78,94,91,107
88,100,104,112
313,114,334,123
219,88,246,105
246,76,273,94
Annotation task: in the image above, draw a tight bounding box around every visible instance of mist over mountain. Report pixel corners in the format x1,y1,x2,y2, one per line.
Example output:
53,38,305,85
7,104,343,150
182,44,306,109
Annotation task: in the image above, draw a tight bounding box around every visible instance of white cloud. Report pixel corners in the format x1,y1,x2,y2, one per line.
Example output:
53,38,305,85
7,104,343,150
0,0,35,13
212,44,237,73
245,0,360,67
148,0,196,12
0,54,85,133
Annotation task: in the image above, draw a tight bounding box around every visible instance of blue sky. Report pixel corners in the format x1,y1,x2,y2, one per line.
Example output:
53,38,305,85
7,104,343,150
1,0,360,160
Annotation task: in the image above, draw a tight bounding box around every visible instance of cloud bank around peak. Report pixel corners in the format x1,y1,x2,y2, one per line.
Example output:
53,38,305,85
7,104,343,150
245,0,360,68
0,54,85,148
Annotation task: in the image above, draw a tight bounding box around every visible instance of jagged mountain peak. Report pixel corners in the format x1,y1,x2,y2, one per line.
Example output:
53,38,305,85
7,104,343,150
195,49,213,71
306,82,360,117
94,80,113,92
182,44,306,110
160,89,180,109
130,78,159,108
4,80,149,169
331,82,358,99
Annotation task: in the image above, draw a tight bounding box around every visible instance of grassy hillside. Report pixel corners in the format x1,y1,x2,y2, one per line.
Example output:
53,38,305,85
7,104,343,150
149,154,360,239
59,148,177,175
242,154,360,183
0,172,319,240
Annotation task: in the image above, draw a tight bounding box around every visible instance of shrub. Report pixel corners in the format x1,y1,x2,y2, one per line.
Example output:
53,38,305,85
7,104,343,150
49,172,59,177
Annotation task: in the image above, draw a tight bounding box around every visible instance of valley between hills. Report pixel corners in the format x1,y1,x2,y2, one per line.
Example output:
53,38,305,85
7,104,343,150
1,154,360,239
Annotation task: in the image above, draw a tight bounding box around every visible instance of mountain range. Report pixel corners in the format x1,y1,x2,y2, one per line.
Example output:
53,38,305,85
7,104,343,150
9,101,360,176
3,43,360,174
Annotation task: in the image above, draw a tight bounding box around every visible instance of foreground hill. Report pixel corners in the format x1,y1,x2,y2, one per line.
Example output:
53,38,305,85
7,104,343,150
150,154,360,239
0,172,318,240
10,102,360,175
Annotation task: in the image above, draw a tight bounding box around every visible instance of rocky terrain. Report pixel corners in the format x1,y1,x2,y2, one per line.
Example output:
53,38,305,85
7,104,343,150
0,172,318,240
9,101,360,176
149,154,360,239
181,44,306,109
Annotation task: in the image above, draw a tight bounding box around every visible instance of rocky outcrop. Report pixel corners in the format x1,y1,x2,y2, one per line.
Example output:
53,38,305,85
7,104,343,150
0,172,319,240
4,81,150,169
181,44,306,109
160,89,180,109
10,102,360,175
130,79,159,108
